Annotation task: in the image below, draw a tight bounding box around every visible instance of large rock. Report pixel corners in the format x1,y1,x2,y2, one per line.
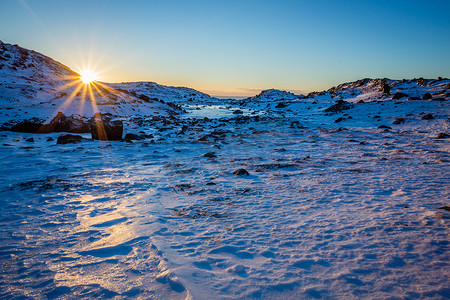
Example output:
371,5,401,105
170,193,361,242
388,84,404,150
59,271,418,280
91,113,123,141
40,112,90,133
381,82,390,94
10,119,43,133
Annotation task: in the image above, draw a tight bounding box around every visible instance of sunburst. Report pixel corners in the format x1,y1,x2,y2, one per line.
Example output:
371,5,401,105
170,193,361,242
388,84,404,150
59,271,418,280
79,69,97,84
48,66,130,141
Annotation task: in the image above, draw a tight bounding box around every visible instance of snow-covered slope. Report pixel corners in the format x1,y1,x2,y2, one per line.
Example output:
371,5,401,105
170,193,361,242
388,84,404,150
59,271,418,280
0,41,219,125
110,81,218,105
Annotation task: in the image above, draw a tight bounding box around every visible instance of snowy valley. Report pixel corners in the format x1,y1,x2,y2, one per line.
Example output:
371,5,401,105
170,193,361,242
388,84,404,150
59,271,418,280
0,41,449,299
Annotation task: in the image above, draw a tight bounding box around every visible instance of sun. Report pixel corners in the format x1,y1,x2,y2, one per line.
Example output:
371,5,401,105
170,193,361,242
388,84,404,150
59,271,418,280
79,70,97,84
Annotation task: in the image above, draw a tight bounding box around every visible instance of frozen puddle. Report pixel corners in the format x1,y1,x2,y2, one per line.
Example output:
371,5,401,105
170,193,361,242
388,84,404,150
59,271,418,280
183,104,261,119
0,104,449,299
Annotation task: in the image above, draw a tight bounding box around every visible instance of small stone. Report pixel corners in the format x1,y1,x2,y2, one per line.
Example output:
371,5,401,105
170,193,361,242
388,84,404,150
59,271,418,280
408,96,420,101
124,133,144,140
25,137,34,142
392,92,409,100
378,125,392,129
393,118,405,124
233,169,249,176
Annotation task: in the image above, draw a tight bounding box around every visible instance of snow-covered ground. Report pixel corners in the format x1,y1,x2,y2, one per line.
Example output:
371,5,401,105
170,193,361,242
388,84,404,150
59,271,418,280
1,41,449,299
1,96,449,299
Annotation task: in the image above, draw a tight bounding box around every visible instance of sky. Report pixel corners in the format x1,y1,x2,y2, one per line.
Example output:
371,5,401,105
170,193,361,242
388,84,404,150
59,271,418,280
1,0,449,97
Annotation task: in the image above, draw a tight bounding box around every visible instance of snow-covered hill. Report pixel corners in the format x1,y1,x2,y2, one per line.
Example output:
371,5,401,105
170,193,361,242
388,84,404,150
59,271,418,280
0,41,219,125
243,88,301,102
236,78,450,115
110,81,218,105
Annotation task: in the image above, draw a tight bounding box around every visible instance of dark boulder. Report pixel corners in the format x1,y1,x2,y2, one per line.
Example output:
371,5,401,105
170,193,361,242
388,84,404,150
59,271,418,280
10,120,43,133
445,83,450,90
233,169,249,176
57,134,83,144
392,92,409,100
25,137,34,142
91,113,123,141
203,152,217,158
393,118,405,124
334,117,344,123
436,133,449,139
381,83,390,94
422,93,432,100
421,114,434,120
39,112,90,133
290,121,307,129
378,125,392,129
324,100,354,113
124,133,145,140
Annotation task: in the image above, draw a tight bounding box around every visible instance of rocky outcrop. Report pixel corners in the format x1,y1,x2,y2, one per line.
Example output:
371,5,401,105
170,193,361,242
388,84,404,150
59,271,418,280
39,112,90,133
10,119,43,133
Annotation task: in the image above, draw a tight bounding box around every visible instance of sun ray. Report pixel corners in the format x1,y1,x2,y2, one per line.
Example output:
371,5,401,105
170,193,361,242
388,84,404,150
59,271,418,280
91,82,106,98
88,86,108,141
55,79,83,92
46,83,84,124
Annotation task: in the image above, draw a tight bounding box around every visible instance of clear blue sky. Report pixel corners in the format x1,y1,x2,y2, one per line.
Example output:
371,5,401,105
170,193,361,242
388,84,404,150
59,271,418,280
1,0,449,96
